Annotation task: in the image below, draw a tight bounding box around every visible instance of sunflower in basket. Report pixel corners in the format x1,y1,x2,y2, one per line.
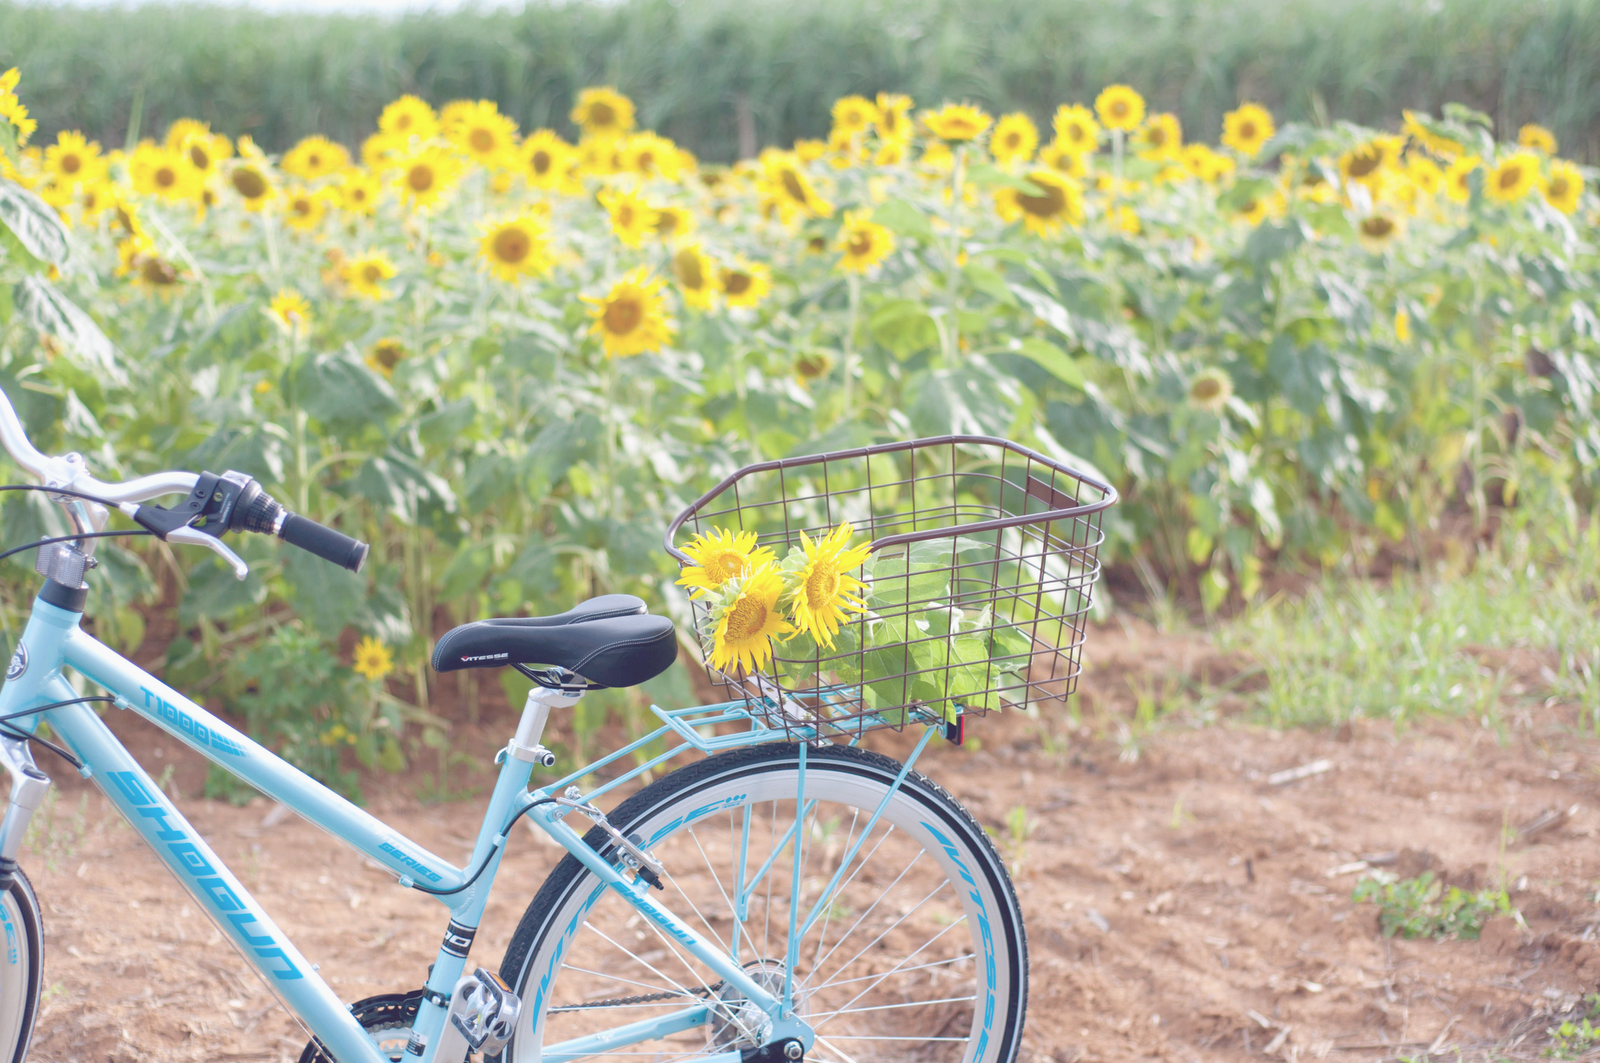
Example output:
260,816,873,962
707,564,792,674
676,528,776,598
779,522,872,648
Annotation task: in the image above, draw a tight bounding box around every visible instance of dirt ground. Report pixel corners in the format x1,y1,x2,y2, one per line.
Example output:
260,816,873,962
15,618,1600,1063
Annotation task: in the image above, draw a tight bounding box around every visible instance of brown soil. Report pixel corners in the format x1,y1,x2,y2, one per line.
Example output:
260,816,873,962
17,619,1600,1063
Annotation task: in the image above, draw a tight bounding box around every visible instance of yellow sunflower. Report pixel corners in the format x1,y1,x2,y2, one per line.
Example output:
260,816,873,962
831,95,879,138
1356,211,1403,252
1094,85,1145,131
994,168,1084,235
174,131,231,179
1038,140,1089,178
521,130,574,190
1444,155,1480,203
1182,143,1232,183
118,236,183,292
367,337,406,377
708,564,792,675
379,95,439,143
653,204,694,239
781,524,872,648
990,113,1039,165
583,267,675,358
922,103,992,143
1402,110,1461,158
571,87,636,138
343,251,398,300
670,241,720,310
758,151,833,221
43,131,105,188
1187,368,1234,414
598,187,658,247
336,169,382,215
268,289,311,333
228,160,275,210
1339,138,1397,187
352,636,394,682
677,528,777,597
1052,104,1100,155
1407,156,1444,197
281,136,350,180
836,210,895,273
875,93,914,143
479,210,554,282
449,100,519,168
1518,124,1558,155
1221,103,1275,156
719,259,772,309
281,186,329,231
1135,113,1182,161
394,145,464,210
130,143,204,202
75,180,116,222
1542,160,1583,215
1486,152,1538,203
620,131,688,181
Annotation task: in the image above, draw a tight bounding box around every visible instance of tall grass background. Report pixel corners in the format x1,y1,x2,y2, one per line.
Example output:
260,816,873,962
3,0,1598,162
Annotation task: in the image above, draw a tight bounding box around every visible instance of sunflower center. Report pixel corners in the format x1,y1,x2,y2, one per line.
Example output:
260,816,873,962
407,165,435,192
637,150,656,171
155,166,176,188
62,153,81,174
292,197,313,217
617,204,635,227
1361,216,1395,238
494,227,531,264
1549,176,1570,198
673,249,705,290
470,128,496,153
656,210,681,236
141,257,178,286
723,271,752,296
1067,124,1086,145
1239,121,1257,141
589,102,616,126
362,263,384,284
1109,101,1129,120
233,168,267,198
1191,378,1222,402
373,341,404,368
1347,150,1381,178
781,169,807,204
723,596,769,642
847,231,873,256
396,114,413,131
1147,127,1167,148
1017,181,1066,218
1002,131,1021,149
531,149,552,175
1497,166,1522,190
804,562,839,609
604,296,643,336
189,144,210,169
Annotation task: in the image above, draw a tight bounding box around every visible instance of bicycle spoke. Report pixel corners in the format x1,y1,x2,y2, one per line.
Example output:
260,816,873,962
812,952,971,990
810,807,861,975
805,846,926,982
811,912,970,998
809,876,950,993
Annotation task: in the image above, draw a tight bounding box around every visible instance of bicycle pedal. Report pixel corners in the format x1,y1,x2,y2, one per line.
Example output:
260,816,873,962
446,968,521,1056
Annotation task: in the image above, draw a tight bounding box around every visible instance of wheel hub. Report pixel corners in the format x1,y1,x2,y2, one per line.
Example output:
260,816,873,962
709,960,803,1050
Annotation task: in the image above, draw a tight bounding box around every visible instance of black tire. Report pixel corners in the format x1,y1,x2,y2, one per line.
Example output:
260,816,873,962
498,742,1028,1063
0,869,42,1063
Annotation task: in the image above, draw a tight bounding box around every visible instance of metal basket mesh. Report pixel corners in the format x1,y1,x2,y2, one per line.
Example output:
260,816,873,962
665,436,1115,741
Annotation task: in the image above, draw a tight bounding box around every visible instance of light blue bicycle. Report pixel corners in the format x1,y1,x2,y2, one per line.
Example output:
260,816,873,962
0,389,1113,1063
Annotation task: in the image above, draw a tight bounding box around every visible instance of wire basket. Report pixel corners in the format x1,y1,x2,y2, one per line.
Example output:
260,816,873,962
665,436,1117,742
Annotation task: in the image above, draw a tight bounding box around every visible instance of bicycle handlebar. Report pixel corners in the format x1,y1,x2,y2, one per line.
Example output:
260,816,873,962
0,386,368,579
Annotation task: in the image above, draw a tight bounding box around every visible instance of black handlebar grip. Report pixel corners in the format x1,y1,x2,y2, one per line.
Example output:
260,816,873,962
278,513,369,573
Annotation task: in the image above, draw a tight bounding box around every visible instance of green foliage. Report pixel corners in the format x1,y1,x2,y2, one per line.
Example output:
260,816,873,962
3,0,1600,162
1351,871,1511,940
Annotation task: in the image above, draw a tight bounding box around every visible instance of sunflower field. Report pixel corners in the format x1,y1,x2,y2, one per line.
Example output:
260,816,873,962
0,67,1597,786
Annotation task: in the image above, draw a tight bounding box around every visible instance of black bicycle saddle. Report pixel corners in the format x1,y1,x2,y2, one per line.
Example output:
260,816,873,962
430,594,677,689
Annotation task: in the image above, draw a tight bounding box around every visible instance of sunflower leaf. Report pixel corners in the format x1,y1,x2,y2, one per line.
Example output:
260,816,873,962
0,178,70,267
14,276,125,383
1010,336,1085,388
870,198,937,245
965,164,1043,195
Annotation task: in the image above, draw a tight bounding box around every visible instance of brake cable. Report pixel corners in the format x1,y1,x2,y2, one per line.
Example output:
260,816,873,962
0,695,116,772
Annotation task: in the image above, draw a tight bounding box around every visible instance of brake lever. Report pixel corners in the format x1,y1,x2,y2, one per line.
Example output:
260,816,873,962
167,526,250,580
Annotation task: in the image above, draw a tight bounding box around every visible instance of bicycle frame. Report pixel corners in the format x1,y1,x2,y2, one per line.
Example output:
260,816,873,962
0,587,905,1063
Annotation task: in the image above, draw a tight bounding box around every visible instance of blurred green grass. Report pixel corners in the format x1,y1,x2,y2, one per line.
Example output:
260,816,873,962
2,0,1598,161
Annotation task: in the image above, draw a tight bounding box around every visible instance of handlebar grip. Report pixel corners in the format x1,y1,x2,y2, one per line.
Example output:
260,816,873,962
278,513,369,573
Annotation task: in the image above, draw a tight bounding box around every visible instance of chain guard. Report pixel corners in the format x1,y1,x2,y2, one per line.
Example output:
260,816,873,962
297,989,424,1063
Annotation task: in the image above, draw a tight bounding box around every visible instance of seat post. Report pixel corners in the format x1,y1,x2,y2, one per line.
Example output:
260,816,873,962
507,685,581,767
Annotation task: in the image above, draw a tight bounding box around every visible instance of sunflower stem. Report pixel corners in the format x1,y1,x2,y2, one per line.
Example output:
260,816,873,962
842,272,861,420
1113,129,1124,184
943,143,967,369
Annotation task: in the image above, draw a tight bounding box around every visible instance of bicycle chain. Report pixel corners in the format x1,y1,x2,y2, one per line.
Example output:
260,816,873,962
550,981,723,1012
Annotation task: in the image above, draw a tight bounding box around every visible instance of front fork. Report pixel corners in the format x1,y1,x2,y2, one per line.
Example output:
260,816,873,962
0,735,51,893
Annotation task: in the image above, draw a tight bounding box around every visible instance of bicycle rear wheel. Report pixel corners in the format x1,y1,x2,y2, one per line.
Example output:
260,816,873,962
498,742,1027,1063
0,869,42,1063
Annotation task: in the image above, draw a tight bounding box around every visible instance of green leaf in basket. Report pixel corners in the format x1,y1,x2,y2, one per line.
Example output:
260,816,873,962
865,558,950,609
989,622,1034,666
